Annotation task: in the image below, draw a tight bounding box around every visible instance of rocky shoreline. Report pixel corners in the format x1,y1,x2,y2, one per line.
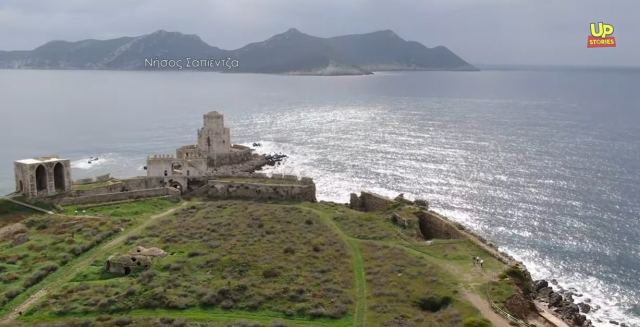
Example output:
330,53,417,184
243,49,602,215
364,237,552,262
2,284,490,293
531,279,630,327
413,198,623,327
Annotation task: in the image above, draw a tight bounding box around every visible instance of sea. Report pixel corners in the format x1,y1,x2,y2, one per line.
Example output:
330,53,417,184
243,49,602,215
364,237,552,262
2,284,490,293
1,68,639,326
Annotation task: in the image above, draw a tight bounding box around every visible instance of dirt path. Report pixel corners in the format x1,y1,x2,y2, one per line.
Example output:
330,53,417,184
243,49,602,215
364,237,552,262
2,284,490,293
463,292,512,327
0,203,187,325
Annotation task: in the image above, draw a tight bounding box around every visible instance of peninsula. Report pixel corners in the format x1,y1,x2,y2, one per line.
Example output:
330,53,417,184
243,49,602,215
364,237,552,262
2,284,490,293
0,112,590,327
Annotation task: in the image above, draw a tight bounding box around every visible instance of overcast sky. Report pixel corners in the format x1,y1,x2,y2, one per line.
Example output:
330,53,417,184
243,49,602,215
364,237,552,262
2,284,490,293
0,0,638,67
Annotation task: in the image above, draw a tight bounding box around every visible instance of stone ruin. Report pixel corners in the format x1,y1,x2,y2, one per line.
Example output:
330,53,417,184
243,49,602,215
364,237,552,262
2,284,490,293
105,246,167,276
13,156,72,198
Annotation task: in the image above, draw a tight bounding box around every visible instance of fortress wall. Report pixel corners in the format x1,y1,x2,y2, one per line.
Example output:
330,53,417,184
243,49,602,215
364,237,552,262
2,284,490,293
349,191,395,212
146,156,176,177
60,187,180,205
416,209,515,264
347,190,514,264
71,177,166,197
207,180,316,202
207,147,253,167
415,210,465,240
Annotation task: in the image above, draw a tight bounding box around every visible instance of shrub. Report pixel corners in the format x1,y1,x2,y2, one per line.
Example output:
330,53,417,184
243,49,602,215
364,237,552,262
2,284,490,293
4,287,23,301
187,251,203,258
270,320,288,327
416,295,452,312
200,291,219,306
23,264,58,287
463,317,492,327
262,268,280,278
138,270,155,285
114,317,133,326
220,299,235,309
283,246,295,255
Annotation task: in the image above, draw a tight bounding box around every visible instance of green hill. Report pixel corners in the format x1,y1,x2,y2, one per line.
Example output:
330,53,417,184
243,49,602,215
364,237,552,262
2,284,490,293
1,198,524,327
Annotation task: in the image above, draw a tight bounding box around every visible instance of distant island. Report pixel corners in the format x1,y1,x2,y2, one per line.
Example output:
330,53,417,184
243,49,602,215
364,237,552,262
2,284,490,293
0,28,476,75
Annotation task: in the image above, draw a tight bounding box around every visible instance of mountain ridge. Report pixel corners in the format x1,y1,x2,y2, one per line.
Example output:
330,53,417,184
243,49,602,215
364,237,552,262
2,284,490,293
0,28,477,75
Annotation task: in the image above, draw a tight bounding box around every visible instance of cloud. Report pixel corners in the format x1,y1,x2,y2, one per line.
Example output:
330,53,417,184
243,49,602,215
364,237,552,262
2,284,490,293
0,0,638,66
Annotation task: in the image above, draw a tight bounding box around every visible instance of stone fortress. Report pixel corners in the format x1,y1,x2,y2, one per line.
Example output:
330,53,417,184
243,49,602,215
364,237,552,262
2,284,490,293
145,111,258,191
11,111,315,204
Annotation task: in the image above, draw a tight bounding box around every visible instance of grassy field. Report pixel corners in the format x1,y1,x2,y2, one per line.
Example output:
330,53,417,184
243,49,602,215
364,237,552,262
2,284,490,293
0,198,181,315
2,198,524,327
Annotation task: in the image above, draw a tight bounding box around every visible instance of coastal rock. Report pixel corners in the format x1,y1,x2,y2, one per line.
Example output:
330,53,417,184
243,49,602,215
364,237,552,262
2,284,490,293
565,292,574,302
548,292,563,307
557,302,579,317
609,320,619,325
538,286,553,298
577,302,591,313
534,279,548,292
571,314,586,325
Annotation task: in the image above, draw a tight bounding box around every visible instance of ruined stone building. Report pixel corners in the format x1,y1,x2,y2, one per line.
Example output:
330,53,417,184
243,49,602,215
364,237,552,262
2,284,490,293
146,111,253,190
14,156,71,198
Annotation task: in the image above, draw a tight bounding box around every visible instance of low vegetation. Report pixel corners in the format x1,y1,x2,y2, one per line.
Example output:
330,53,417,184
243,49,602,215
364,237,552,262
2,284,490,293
0,198,180,312
2,197,522,326
361,242,482,326
29,202,353,322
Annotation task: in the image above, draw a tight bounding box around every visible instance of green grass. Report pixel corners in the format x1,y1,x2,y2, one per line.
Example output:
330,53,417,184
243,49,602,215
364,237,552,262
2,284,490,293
0,198,183,315
0,199,47,227
6,199,519,327
360,242,484,326
20,307,351,326
0,215,123,307
61,197,180,217
28,201,353,322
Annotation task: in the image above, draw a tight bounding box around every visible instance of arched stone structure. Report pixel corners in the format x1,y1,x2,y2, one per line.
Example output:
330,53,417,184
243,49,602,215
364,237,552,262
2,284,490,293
54,162,66,191
35,165,47,193
14,157,72,198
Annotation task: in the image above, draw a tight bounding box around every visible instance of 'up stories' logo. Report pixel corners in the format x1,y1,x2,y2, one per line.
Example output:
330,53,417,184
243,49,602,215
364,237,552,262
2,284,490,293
588,22,616,48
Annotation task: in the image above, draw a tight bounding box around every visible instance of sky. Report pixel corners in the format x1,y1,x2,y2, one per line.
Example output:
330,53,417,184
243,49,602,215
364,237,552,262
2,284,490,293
0,0,638,67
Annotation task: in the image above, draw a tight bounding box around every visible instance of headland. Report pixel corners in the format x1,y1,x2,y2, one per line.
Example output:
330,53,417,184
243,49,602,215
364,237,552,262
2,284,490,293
0,112,594,327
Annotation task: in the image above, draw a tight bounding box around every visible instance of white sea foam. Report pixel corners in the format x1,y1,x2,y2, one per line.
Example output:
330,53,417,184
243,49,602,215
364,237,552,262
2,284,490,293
71,155,111,170
505,247,640,327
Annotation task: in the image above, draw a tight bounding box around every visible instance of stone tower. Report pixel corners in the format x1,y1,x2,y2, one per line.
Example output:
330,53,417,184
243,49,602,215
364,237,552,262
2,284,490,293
197,111,231,156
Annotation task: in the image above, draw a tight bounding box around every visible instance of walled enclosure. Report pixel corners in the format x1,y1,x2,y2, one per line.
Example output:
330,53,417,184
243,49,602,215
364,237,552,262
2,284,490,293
14,157,72,198
208,175,316,202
